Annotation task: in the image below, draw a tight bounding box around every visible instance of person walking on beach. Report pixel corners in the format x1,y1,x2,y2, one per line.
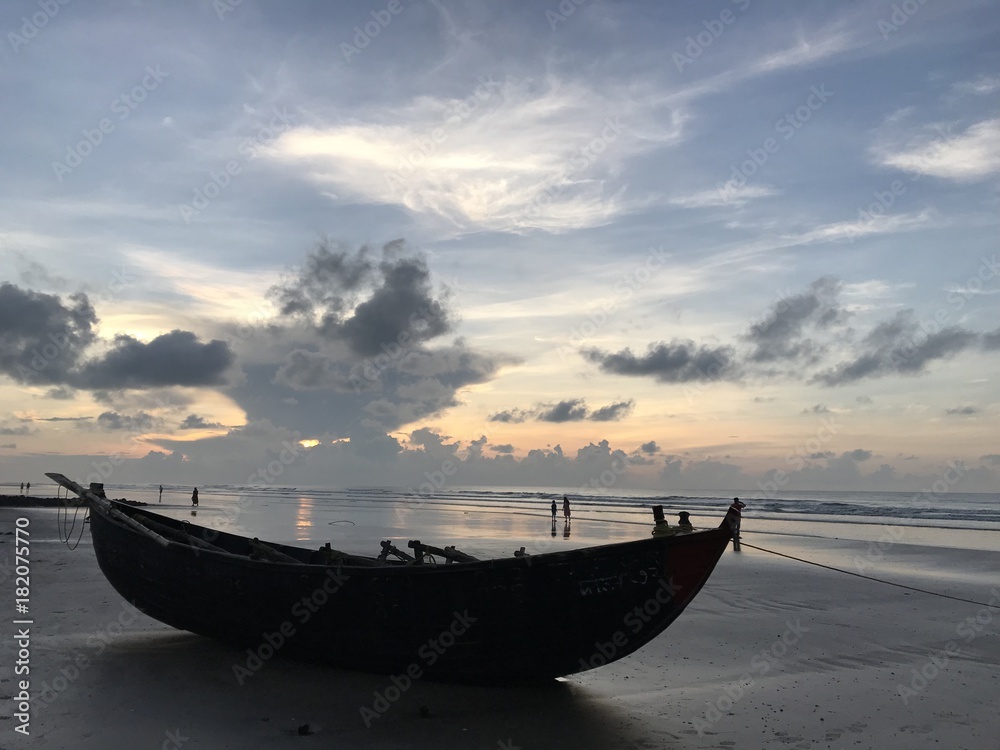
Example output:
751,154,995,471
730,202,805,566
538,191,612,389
25,482,29,496
550,499,557,519
191,487,199,507
563,494,571,521
159,485,163,503
20,482,23,495
726,498,745,549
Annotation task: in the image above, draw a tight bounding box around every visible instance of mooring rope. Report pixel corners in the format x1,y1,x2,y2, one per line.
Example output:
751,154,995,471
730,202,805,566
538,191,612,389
737,539,997,609
57,500,88,550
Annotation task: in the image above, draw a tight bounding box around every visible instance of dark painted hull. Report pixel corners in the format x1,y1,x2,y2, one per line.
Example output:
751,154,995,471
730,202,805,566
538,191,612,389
88,501,732,683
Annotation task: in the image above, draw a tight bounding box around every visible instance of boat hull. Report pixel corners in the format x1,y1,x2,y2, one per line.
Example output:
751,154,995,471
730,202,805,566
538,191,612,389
88,502,731,683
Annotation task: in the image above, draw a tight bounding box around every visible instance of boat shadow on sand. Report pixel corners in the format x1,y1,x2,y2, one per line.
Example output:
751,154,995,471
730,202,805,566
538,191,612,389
39,629,675,749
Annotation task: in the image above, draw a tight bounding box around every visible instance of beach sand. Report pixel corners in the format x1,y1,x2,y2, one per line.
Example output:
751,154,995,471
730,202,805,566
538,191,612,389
0,505,997,749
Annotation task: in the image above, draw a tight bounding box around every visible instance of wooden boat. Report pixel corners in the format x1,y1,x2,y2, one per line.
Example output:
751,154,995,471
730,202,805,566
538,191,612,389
47,472,735,683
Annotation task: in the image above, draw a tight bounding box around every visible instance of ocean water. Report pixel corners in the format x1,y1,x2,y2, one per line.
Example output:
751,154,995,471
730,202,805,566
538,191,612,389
21,482,999,557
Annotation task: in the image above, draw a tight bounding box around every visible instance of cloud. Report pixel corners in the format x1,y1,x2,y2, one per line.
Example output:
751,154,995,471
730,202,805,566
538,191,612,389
0,424,32,436
806,451,836,459
802,404,831,414
745,277,844,363
843,449,872,462
0,283,97,385
0,284,235,392
488,408,529,424
269,241,452,357
813,311,977,386
982,328,1000,350
45,386,76,400
874,118,1000,182
96,411,161,432
639,440,659,455
669,184,779,209
490,443,514,454
945,406,978,415
74,330,235,389
589,399,635,422
179,414,223,429
537,399,589,423
490,398,635,424
584,341,739,383
952,74,1000,97
981,454,1000,465
270,77,684,233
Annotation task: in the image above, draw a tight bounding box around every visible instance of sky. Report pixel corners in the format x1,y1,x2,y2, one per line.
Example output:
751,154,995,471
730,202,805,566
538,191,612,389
0,0,998,495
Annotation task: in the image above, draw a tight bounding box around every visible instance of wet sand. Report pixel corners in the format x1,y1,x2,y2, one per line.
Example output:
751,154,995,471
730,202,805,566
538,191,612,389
0,506,997,749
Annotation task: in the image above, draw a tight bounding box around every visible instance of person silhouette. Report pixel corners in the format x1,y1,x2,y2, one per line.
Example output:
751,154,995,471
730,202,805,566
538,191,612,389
191,487,199,507
562,495,571,521
159,485,163,503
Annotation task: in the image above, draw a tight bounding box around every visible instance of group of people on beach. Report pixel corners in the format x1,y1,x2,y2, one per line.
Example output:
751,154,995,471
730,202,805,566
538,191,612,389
550,495,571,521
18,482,29,495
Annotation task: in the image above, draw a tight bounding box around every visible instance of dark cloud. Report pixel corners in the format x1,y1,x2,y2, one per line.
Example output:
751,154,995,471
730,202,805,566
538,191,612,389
981,329,1000,350
0,443,16,449
272,349,361,392
0,424,32,436
589,399,635,422
490,443,514,453
946,406,978,415
537,399,589,423
45,386,76,400
488,408,529,423
179,414,223,429
802,404,831,414
466,435,488,460
806,451,836,459
584,340,739,383
744,277,844,363
0,283,97,385
639,440,659,455
96,411,160,432
75,330,234,389
269,241,452,357
843,449,873,462
489,398,634,424
813,311,977,386
981,454,1000,465
33,416,90,422
856,395,873,404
